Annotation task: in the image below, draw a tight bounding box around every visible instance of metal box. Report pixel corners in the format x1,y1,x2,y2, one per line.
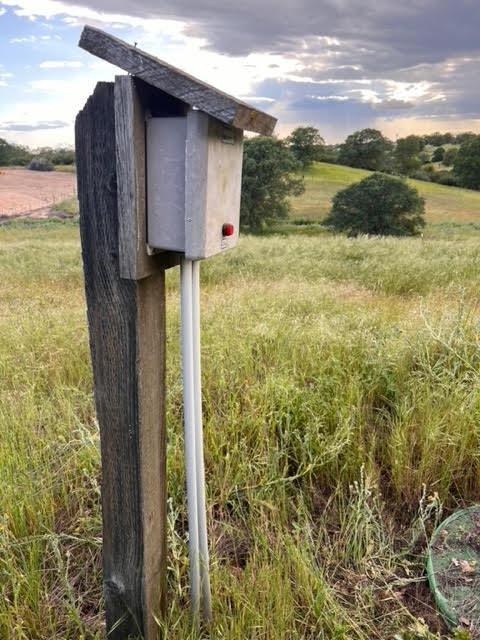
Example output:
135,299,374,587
146,110,243,260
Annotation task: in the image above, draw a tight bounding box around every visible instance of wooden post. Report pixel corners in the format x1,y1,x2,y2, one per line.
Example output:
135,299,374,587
75,28,276,634
75,81,167,639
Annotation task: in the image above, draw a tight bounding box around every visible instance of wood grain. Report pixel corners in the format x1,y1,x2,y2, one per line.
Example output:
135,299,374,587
115,74,163,280
79,25,277,136
76,81,167,639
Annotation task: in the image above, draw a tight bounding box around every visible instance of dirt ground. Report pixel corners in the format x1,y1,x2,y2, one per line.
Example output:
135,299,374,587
0,168,76,219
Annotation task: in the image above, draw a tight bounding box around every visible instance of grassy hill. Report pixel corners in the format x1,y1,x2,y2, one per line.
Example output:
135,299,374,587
13,161,480,235
291,162,480,229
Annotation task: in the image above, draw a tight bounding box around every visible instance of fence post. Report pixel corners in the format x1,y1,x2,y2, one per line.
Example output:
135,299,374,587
75,81,167,639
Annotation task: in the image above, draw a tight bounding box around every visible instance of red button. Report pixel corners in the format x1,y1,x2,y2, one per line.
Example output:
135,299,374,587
222,223,235,237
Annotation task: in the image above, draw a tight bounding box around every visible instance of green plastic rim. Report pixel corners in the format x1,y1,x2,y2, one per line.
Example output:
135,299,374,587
426,505,480,631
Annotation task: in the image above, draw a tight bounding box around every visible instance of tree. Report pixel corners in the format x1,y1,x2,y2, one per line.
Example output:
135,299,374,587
432,146,445,162
33,146,75,165
443,148,458,167
338,128,393,171
321,144,340,164
418,150,431,164
286,126,325,169
0,139,75,168
323,173,425,236
453,136,480,190
0,138,32,166
430,170,459,187
394,135,423,175
424,132,454,146
0,138,10,165
240,137,305,231
455,132,476,145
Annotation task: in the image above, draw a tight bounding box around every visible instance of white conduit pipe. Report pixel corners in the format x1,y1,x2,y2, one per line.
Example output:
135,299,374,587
180,258,200,618
192,259,212,621
180,258,212,622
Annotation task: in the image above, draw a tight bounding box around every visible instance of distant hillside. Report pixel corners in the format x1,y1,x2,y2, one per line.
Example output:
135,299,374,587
291,162,480,225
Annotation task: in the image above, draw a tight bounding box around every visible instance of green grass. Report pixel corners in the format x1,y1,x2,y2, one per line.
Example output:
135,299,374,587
51,196,79,216
1,220,480,638
291,163,480,231
53,164,76,173
44,163,480,234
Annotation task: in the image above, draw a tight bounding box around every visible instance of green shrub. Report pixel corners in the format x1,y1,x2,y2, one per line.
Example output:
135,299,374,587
411,170,432,182
28,157,54,172
324,173,425,237
430,170,460,187
443,148,458,167
432,146,445,162
49,147,75,165
418,151,431,164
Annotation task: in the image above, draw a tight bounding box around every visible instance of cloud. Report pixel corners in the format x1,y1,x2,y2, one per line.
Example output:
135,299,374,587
0,7,6,15
9,35,37,43
374,99,414,110
2,0,479,143
312,95,350,102
7,0,476,117
39,60,83,68
14,0,474,66
2,0,477,64
238,96,275,104
0,120,69,131
9,34,61,43
0,69,13,86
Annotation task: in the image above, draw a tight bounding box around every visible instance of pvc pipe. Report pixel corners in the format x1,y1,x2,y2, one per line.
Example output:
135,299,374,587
192,259,212,621
180,258,200,618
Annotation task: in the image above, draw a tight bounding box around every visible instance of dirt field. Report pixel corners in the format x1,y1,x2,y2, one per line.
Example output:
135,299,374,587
0,168,76,219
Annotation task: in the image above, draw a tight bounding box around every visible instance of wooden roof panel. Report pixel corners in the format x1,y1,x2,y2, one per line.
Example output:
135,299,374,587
79,26,277,135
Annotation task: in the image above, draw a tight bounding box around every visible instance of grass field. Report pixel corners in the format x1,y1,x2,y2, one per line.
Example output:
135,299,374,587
291,163,480,233
49,161,480,238
1,217,480,639
53,165,76,173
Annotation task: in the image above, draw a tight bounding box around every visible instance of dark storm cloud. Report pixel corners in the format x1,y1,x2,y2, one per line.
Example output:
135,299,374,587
60,0,480,66
54,0,480,134
257,78,380,139
389,55,480,119
374,100,414,110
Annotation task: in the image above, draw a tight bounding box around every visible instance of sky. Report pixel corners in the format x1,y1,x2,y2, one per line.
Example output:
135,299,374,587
0,0,479,147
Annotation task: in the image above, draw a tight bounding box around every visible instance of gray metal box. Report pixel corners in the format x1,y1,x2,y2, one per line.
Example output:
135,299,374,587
146,110,243,260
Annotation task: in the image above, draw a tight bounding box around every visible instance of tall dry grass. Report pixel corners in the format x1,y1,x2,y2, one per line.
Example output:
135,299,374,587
1,222,479,639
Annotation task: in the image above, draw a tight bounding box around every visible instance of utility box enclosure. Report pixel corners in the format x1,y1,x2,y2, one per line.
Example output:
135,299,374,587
147,110,243,260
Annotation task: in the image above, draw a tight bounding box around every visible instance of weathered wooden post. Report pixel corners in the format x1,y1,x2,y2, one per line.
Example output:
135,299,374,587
75,26,275,638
